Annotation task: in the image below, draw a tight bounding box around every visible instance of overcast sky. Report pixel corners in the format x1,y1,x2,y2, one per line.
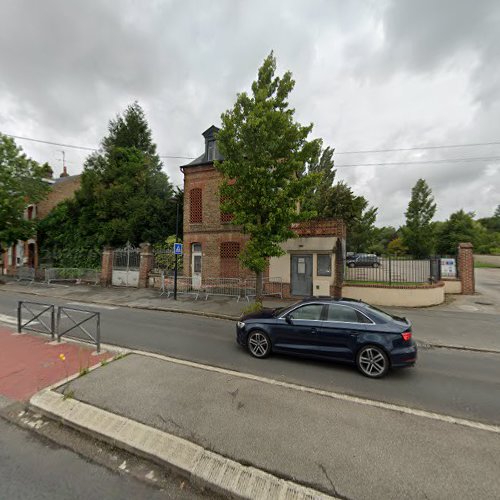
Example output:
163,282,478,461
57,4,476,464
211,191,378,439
1,0,499,227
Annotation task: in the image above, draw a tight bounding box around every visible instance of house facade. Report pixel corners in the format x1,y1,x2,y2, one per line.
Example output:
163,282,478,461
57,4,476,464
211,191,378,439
180,126,346,298
2,170,81,275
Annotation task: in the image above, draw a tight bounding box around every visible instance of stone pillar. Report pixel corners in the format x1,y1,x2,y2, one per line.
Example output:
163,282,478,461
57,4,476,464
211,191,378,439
138,243,153,288
458,242,475,295
100,246,114,287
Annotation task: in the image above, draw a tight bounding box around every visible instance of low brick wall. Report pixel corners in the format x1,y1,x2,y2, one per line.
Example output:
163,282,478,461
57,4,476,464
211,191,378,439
342,282,445,307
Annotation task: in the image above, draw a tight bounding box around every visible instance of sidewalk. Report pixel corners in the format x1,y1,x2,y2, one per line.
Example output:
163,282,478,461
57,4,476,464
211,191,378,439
31,352,500,500
0,326,111,402
2,280,500,353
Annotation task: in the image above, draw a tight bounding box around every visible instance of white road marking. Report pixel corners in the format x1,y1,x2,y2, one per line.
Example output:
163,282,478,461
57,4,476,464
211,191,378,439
0,313,18,325
66,302,117,310
135,350,500,435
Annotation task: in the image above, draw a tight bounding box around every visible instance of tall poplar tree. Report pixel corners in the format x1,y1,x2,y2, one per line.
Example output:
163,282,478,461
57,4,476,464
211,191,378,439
402,178,437,257
215,52,321,298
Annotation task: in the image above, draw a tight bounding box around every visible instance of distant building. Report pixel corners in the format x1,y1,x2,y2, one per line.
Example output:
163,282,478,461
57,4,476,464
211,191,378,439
2,170,81,275
180,126,346,298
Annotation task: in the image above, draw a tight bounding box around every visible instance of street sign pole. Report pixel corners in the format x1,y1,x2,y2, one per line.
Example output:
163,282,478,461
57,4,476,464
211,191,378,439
174,201,179,300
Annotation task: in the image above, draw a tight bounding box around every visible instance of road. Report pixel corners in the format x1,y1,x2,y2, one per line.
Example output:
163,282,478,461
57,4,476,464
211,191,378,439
0,416,201,500
1,290,499,426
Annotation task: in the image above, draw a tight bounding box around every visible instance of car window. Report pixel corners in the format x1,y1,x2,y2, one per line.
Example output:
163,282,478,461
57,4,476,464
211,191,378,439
326,304,371,323
289,304,323,321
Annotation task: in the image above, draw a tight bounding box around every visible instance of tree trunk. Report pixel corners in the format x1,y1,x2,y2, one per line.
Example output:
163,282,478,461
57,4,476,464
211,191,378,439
256,270,263,303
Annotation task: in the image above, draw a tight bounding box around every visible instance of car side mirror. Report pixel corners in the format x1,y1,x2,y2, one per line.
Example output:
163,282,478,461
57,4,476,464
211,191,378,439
285,314,293,324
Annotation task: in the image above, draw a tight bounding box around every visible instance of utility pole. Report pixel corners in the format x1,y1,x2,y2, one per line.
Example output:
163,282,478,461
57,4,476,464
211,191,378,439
173,201,180,300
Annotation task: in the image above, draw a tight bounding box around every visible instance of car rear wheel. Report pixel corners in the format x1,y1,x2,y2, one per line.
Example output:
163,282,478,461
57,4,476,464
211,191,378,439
372,262,380,268
347,262,355,268
356,345,389,378
247,330,271,359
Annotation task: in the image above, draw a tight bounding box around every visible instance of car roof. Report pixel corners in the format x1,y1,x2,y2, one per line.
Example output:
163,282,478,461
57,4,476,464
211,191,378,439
300,297,368,307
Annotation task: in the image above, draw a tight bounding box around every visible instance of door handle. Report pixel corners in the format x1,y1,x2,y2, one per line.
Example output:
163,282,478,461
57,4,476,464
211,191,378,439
311,327,317,334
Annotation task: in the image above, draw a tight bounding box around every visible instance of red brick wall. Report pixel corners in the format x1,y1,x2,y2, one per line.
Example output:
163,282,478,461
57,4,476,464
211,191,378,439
183,164,252,280
458,242,475,295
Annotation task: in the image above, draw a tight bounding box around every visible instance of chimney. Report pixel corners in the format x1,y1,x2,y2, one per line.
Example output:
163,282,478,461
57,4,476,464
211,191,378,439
59,166,69,178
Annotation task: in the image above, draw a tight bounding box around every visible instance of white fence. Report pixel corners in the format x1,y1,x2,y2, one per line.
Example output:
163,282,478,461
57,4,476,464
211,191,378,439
45,268,100,285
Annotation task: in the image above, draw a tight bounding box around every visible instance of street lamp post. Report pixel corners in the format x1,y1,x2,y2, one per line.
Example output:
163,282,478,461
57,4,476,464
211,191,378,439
174,201,180,300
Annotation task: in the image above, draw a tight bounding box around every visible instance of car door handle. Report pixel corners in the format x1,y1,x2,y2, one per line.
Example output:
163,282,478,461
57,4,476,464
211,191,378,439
311,327,318,334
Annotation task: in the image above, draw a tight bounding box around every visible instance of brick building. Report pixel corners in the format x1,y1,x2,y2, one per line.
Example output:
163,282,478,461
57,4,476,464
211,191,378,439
180,126,346,297
2,170,81,275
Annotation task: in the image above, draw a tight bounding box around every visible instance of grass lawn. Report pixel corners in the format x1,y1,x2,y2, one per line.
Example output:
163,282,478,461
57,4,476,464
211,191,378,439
474,261,500,269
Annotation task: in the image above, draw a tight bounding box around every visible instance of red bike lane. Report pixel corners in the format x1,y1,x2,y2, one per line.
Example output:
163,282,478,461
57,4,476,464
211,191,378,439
0,326,111,401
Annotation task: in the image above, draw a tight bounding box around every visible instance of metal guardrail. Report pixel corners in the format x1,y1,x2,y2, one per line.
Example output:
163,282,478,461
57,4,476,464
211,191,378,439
243,277,283,301
17,301,55,338
15,267,35,284
160,272,201,299
57,306,101,353
203,277,241,301
45,268,100,285
158,275,282,301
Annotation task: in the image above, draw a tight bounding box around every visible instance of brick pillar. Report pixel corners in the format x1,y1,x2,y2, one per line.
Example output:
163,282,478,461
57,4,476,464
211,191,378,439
333,238,344,298
458,242,475,295
100,246,114,287
138,243,153,288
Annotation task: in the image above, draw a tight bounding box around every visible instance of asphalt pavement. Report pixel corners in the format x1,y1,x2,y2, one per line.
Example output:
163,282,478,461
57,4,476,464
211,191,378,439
0,417,200,500
0,289,499,425
61,353,500,500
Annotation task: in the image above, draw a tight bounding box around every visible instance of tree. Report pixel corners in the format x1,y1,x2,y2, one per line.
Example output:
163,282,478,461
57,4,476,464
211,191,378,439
0,134,49,253
38,103,177,267
215,52,321,298
387,237,408,256
402,178,436,257
436,209,483,255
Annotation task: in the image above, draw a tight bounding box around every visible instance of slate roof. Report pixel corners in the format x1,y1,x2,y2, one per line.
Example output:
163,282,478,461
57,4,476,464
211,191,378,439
181,125,224,169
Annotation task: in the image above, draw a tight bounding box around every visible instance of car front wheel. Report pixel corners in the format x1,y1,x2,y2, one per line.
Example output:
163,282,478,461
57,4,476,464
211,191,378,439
247,330,272,358
356,345,389,378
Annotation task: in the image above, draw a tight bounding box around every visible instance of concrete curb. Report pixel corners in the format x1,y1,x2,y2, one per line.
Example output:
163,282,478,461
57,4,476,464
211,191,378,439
30,389,335,500
3,286,500,354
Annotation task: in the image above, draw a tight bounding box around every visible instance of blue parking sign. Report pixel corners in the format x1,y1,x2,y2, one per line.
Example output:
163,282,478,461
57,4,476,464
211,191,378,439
174,243,183,255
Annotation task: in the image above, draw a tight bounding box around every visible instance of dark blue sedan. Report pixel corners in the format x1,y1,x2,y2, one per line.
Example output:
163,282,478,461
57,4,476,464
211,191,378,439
236,298,417,378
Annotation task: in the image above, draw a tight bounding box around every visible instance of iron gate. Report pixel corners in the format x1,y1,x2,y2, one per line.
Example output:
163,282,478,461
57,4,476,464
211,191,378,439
112,242,140,287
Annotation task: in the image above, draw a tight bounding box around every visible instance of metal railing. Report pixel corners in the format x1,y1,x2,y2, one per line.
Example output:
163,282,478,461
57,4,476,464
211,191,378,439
57,306,101,353
243,277,283,301
15,267,35,284
17,301,55,338
203,277,242,300
45,268,100,285
345,255,441,285
160,272,202,299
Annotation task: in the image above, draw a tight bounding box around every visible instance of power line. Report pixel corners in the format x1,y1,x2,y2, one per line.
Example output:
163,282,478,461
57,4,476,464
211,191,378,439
2,133,196,159
335,140,500,155
335,155,500,168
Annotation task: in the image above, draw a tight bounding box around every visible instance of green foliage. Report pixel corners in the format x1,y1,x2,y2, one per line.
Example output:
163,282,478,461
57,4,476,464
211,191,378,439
387,237,408,256
38,103,179,266
0,134,50,252
402,179,436,257
435,209,499,255
241,301,264,315
215,52,321,282
152,235,183,272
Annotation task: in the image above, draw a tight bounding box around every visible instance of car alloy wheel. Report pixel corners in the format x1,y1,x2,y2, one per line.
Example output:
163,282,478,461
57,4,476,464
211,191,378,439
356,345,389,378
348,262,355,268
247,330,271,358
373,262,380,268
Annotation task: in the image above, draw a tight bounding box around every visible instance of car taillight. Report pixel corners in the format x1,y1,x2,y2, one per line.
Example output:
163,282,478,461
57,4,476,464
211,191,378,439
401,331,412,342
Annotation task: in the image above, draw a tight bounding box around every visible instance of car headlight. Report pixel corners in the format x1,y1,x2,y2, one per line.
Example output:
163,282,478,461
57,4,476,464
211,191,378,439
237,321,245,329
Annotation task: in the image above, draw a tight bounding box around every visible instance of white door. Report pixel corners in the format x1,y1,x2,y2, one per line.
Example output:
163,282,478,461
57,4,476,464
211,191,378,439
192,243,202,289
